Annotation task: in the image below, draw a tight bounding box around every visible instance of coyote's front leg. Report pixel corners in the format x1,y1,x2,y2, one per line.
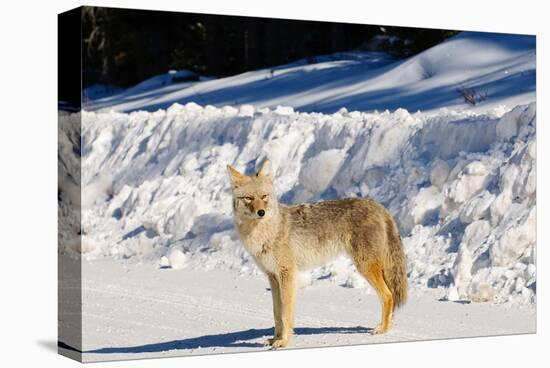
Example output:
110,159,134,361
266,274,282,346
269,268,296,348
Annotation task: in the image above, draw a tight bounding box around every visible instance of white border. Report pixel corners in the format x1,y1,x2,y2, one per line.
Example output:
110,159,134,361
1,1,546,367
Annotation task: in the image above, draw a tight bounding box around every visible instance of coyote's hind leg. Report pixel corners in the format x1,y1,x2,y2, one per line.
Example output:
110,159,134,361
356,262,394,334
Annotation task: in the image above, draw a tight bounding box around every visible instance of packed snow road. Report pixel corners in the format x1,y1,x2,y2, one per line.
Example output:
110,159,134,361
59,259,535,362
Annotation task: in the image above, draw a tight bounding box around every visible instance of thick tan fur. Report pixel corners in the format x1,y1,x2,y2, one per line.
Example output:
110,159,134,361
227,159,407,348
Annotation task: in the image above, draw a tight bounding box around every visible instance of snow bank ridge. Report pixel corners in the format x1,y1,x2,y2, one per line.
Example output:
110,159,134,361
58,102,536,305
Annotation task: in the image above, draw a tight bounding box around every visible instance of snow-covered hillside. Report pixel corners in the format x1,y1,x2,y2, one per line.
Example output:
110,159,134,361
57,30,538,312
58,99,536,306
87,32,535,114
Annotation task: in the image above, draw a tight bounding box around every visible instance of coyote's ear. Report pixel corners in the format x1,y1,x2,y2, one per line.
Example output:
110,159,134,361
227,165,248,187
256,159,272,179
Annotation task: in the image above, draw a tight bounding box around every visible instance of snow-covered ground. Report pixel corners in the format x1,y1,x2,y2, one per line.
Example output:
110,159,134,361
86,32,535,114
58,30,536,361
58,258,535,362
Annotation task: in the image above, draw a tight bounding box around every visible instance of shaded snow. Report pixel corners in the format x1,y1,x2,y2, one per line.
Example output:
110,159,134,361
86,32,535,115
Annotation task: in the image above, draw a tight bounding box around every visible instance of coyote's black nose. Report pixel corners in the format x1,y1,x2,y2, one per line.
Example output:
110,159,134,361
257,209,265,217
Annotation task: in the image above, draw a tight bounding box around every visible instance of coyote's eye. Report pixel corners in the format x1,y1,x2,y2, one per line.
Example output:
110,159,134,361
241,196,253,203
261,194,269,201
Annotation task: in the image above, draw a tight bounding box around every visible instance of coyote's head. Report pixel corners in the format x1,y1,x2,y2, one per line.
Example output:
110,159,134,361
227,160,278,220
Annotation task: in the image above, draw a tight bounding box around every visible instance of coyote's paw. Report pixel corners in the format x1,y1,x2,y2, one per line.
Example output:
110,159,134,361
264,337,278,347
270,338,289,349
372,324,389,335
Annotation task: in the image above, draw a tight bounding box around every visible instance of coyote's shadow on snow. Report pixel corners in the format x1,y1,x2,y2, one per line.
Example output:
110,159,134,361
85,326,372,354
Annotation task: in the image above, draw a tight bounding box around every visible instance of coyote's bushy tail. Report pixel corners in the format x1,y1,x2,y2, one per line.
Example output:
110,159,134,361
384,219,408,309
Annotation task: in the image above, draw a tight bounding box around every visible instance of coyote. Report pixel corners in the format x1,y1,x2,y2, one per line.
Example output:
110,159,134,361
227,159,407,348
